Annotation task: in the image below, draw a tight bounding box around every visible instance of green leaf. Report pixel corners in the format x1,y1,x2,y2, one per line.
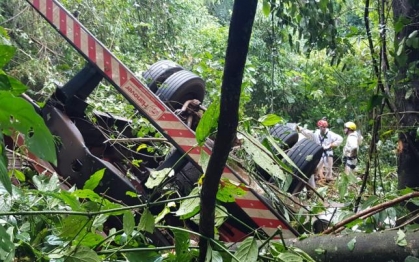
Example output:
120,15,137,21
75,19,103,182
0,91,57,165
258,114,282,126
277,252,303,262
361,195,379,210
173,229,190,262
0,45,16,68
0,224,14,253
76,232,104,248
291,247,316,262
347,237,356,251
138,208,155,233
57,190,82,210
175,187,200,219
241,132,286,181
397,38,405,56
155,203,174,224
123,211,135,236
145,168,174,189
406,89,413,99
338,173,349,198
0,75,27,96
196,100,220,145
124,251,163,262
83,168,105,190
60,216,89,239
64,246,101,262
314,248,325,254
126,191,138,198
405,256,419,262
235,237,258,262
216,179,246,203
0,134,12,194
214,205,228,227
10,169,25,182
396,229,407,247
199,148,209,174
72,189,102,202
262,0,271,17
408,30,418,39
32,173,60,192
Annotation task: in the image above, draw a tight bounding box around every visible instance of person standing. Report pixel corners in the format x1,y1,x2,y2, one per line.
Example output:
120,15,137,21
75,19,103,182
298,119,343,182
343,121,361,174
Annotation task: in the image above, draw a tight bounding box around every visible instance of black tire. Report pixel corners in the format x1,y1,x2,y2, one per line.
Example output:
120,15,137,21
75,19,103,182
157,70,205,110
269,125,299,149
285,138,323,194
255,125,298,181
142,60,184,93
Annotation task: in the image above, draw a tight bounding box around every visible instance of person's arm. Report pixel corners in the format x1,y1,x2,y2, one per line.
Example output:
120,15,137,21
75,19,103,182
330,131,343,148
297,126,316,141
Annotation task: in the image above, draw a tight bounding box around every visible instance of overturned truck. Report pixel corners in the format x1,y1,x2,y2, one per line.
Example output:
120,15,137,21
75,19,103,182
7,0,325,246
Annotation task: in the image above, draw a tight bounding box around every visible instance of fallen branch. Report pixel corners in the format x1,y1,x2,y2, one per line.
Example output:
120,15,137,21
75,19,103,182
323,192,419,234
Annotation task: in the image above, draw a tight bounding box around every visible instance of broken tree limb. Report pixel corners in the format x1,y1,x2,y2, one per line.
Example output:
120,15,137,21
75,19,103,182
283,230,419,262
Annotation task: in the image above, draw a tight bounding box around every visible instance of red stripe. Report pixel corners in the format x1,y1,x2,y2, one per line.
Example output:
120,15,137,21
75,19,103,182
179,145,201,155
235,199,269,210
88,36,96,63
73,21,81,48
166,129,196,139
119,64,127,86
33,0,40,8
59,9,66,35
103,50,112,78
46,0,53,21
252,217,289,229
159,112,182,122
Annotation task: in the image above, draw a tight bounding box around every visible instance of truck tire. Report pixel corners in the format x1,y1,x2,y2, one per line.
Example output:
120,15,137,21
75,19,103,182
156,70,205,110
255,125,299,181
142,60,183,93
269,124,299,149
285,138,323,194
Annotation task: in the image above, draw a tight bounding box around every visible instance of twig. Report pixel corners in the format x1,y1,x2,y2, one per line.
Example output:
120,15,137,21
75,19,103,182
103,137,168,143
323,192,419,234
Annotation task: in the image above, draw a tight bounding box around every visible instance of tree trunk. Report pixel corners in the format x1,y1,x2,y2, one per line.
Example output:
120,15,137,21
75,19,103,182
393,1,419,192
198,1,257,261
283,230,419,262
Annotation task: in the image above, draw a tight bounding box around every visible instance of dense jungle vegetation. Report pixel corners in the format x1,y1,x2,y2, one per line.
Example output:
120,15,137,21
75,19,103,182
1,0,419,261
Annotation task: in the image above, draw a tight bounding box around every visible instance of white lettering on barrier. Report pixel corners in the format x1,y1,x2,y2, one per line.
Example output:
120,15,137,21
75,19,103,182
121,78,165,119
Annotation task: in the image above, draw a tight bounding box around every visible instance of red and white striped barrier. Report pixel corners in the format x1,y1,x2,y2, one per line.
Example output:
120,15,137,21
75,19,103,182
26,0,297,240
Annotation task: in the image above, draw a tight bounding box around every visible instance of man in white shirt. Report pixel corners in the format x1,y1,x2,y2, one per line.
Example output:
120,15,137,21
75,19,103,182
298,119,343,182
343,121,361,174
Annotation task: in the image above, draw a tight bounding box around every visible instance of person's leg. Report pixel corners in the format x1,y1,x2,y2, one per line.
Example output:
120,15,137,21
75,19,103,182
325,156,334,181
344,159,357,175
316,158,325,181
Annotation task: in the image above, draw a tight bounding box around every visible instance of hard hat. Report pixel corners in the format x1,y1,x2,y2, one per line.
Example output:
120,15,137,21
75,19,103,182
344,122,357,131
317,119,328,128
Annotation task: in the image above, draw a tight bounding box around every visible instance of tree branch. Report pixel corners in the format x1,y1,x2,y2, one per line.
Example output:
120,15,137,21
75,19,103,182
198,1,258,260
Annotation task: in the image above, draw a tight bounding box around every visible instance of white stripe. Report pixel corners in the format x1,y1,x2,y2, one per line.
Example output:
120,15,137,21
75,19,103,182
52,2,60,27
111,57,120,86
39,0,46,14
95,43,104,71
158,120,190,130
65,15,73,42
80,28,88,56
241,208,278,221
168,137,197,147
